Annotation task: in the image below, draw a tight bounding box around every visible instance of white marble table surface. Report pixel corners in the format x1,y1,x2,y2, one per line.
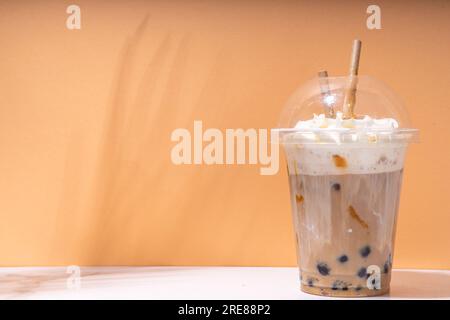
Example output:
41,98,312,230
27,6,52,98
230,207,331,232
0,267,449,300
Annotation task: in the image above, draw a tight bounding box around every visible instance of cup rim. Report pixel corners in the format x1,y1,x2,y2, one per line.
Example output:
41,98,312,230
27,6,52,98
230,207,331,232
271,128,419,145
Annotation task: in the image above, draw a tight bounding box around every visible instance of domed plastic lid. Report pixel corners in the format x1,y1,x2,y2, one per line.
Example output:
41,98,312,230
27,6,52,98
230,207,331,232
275,75,419,145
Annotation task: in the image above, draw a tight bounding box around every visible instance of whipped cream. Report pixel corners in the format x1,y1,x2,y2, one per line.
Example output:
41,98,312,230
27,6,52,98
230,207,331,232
294,112,398,130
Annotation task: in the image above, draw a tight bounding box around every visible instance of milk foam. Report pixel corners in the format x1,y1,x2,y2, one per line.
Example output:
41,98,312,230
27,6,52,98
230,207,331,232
285,144,406,175
284,113,406,175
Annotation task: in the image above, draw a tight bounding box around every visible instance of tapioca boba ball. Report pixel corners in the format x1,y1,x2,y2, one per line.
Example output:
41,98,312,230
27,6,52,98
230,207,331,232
337,254,349,263
331,280,350,291
359,245,371,258
332,183,341,191
316,262,330,276
383,262,389,274
357,267,368,279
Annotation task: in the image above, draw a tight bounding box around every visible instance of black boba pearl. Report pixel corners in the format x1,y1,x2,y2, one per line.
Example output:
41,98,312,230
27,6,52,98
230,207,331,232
383,262,389,274
317,263,330,276
332,183,341,191
359,245,371,258
331,281,339,290
331,280,349,291
338,254,349,263
355,286,362,291
307,278,314,287
357,267,367,278
331,281,337,290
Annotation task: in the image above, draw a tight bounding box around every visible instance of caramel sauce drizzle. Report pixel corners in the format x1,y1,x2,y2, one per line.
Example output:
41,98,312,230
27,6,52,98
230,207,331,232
348,205,369,229
332,155,348,168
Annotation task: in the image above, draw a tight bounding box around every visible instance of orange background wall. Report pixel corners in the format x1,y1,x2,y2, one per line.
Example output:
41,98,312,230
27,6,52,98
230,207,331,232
0,0,449,268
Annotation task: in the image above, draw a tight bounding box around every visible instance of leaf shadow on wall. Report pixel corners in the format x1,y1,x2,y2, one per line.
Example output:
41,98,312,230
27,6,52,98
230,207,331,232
76,15,230,265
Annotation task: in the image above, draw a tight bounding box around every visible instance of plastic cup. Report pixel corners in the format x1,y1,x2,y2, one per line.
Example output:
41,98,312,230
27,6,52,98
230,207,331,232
275,75,418,297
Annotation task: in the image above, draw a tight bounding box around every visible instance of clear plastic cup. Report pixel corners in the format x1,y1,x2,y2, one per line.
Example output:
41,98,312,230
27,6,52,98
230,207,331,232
275,75,418,297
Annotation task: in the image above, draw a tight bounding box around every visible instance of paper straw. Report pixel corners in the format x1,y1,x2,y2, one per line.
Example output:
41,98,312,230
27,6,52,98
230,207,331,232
343,39,362,118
